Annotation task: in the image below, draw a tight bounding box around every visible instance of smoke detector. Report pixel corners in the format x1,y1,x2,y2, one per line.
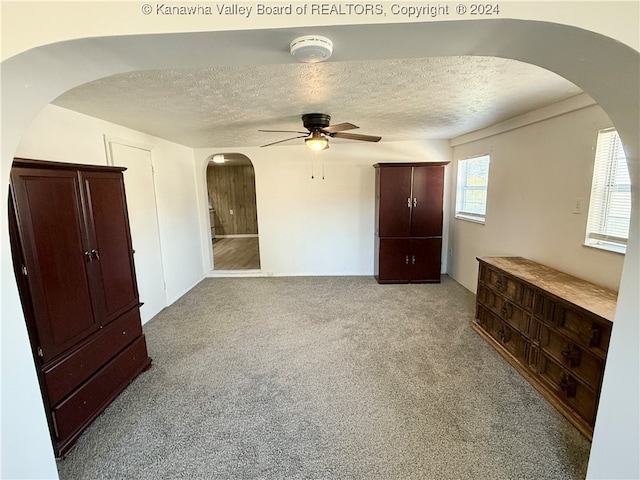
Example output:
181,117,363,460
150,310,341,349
290,35,333,63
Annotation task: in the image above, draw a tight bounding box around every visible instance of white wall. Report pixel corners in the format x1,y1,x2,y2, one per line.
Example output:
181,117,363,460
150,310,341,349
448,101,625,293
15,104,204,315
195,141,452,277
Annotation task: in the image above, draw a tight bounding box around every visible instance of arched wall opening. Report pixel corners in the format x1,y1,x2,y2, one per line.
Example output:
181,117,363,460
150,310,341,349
204,152,260,272
1,19,638,480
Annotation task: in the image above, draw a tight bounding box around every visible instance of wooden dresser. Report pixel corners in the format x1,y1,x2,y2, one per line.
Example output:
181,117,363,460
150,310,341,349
473,256,617,439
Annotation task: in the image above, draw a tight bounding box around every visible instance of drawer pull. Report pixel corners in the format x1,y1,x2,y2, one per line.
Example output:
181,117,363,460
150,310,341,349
559,374,577,397
500,303,512,319
498,328,511,343
495,275,508,292
561,346,581,367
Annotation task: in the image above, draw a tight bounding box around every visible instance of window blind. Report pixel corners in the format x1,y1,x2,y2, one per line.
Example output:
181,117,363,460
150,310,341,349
456,155,490,222
586,128,630,251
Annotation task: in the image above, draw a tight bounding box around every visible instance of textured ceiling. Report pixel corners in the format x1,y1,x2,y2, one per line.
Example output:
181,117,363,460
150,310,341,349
53,55,583,148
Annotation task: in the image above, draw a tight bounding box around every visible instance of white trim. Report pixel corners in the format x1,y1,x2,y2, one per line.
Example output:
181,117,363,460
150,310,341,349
458,152,491,162
206,270,265,278
450,93,596,147
103,136,168,317
103,135,154,165
165,275,206,306
584,242,626,255
455,213,486,225
214,234,259,238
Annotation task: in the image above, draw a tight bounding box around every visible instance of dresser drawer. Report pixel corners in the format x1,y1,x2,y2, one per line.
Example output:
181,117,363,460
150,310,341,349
477,306,527,362
554,303,612,356
538,353,597,424
52,335,149,444
478,285,531,337
539,325,604,389
43,308,143,406
479,264,521,303
533,291,556,325
526,344,540,372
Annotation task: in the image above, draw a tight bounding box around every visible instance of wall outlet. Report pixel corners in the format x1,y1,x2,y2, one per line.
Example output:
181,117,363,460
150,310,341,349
229,209,234,215
573,198,583,214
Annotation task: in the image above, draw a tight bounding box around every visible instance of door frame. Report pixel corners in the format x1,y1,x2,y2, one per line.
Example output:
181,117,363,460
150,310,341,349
103,135,167,320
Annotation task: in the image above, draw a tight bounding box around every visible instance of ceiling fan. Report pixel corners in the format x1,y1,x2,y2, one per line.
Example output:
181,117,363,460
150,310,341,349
259,113,382,150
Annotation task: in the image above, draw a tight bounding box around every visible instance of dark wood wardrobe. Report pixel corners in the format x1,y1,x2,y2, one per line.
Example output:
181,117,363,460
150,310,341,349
9,158,152,457
374,162,448,283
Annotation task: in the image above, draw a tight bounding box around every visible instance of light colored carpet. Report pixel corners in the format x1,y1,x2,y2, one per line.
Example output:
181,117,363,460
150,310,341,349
57,276,590,479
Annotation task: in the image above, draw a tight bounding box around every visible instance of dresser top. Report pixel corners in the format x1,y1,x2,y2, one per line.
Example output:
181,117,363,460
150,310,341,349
478,256,618,323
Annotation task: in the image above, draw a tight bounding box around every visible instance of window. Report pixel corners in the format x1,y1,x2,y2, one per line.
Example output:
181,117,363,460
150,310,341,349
585,128,630,254
456,154,490,223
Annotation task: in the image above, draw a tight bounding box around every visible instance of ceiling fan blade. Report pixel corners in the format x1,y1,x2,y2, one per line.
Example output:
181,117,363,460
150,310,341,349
259,129,309,134
260,135,309,148
321,122,359,133
331,132,382,142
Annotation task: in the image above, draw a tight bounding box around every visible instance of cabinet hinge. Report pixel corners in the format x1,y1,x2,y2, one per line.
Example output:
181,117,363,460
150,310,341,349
21,265,28,276
37,347,43,358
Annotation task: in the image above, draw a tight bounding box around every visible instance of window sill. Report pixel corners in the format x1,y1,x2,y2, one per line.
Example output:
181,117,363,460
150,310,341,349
583,242,626,255
455,214,485,225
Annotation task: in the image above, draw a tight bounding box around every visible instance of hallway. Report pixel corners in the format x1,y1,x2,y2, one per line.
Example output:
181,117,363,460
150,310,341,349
213,237,260,270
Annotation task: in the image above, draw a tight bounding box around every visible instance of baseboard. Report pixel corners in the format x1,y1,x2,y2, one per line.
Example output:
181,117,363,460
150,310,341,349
214,234,258,238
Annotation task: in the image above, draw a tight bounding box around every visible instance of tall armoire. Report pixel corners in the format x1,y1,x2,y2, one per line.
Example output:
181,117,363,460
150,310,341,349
9,158,152,457
374,162,448,284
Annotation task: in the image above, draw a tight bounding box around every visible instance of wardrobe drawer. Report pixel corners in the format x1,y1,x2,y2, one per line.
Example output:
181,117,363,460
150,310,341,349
44,308,143,406
52,335,149,443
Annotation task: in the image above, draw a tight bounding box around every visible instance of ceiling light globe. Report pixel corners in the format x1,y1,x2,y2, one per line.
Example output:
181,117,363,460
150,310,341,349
306,137,329,151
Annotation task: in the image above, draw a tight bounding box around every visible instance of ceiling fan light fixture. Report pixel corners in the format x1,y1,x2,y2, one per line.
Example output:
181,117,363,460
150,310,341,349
305,131,329,151
290,35,333,63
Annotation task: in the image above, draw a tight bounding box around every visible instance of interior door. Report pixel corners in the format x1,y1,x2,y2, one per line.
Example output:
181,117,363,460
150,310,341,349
377,166,412,237
410,165,445,237
108,141,166,322
10,167,99,362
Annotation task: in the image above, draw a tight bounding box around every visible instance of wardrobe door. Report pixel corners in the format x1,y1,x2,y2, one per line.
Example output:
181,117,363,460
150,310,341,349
10,167,100,362
410,238,442,283
377,166,412,237
410,165,445,237
81,171,139,324
377,238,411,283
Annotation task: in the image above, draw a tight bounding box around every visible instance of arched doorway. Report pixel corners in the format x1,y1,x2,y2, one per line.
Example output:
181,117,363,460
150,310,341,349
206,153,260,270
